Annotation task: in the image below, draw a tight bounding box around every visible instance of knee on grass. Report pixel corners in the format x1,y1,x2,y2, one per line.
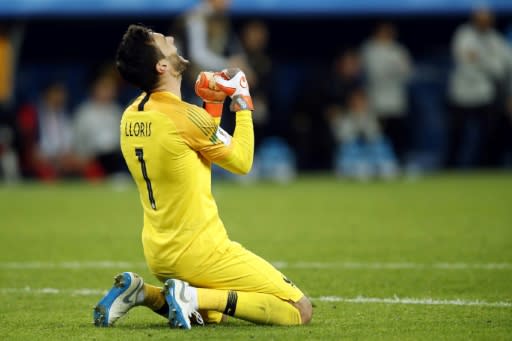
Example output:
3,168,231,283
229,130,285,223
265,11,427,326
294,296,313,325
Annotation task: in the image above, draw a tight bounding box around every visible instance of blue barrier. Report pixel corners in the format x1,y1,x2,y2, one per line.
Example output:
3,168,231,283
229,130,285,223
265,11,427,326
1,0,512,17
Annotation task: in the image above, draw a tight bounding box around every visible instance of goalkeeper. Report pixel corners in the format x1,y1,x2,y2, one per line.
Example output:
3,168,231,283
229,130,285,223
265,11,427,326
93,24,312,329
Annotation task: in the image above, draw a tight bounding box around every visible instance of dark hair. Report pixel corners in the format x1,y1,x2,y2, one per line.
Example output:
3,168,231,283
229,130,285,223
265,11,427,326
116,24,164,92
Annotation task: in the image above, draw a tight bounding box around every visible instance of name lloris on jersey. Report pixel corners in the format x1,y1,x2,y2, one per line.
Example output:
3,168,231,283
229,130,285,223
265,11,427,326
125,121,152,137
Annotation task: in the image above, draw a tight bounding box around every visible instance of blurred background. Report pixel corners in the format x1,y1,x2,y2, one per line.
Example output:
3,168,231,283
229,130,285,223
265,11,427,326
1,0,512,183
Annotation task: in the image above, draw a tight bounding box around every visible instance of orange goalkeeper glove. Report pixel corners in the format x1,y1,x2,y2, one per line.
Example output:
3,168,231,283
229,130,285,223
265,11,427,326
195,71,227,118
214,68,254,112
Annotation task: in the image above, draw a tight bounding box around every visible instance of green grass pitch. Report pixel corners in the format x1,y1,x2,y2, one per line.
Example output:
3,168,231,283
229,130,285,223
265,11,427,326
1,173,511,340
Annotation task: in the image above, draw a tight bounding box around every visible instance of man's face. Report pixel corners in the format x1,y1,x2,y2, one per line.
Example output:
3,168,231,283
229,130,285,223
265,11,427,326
151,32,189,76
376,24,395,42
473,10,494,31
209,0,231,13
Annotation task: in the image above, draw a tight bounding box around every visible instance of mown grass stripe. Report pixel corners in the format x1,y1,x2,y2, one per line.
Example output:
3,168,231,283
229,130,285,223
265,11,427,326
1,261,511,270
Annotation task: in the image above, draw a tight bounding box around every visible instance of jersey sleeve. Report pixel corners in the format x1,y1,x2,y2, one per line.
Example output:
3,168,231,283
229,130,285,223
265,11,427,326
181,106,254,175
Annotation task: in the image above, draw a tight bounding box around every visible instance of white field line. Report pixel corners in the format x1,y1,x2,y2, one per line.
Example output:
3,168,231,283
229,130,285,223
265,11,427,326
0,261,147,269
0,287,106,296
0,261,511,270
0,287,510,308
316,296,512,308
275,261,512,270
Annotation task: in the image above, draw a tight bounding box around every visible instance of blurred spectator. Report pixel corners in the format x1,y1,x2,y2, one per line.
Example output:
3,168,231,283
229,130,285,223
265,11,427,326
324,49,363,121
240,20,272,145
330,90,381,146
0,23,23,116
505,99,512,167
16,81,90,180
289,51,361,171
185,0,251,70
72,70,125,176
0,23,24,182
170,0,255,139
361,22,412,163
0,25,14,115
313,49,362,170
173,0,253,93
0,125,19,183
448,8,512,168
330,89,398,180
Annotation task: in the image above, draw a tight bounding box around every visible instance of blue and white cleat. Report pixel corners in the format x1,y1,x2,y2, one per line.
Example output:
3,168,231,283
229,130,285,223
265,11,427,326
93,272,144,327
163,279,203,329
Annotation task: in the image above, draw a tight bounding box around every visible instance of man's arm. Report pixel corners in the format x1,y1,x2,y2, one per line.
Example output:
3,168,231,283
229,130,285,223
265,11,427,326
182,106,254,175
209,110,253,175
182,68,255,174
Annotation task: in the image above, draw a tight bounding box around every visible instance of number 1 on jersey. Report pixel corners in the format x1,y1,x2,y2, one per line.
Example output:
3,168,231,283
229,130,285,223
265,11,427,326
135,148,157,210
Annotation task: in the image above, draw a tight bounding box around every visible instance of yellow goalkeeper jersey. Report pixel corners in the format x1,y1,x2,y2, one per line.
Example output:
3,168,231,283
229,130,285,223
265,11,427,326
120,91,253,272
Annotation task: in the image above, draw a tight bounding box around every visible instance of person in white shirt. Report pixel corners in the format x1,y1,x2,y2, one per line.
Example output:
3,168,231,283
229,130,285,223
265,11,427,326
173,0,253,90
72,71,124,176
361,22,412,163
171,0,254,134
330,88,398,180
17,81,87,180
448,8,512,167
